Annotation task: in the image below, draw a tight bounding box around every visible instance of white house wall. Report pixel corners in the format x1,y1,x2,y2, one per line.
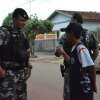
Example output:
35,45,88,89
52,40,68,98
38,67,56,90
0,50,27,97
52,22,69,31
50,13,100,32
82,22,100,31
50,14,71,31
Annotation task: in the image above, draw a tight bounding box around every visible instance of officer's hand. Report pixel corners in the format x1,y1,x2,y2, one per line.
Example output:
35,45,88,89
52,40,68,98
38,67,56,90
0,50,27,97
93,84,97,93
0,66,6,78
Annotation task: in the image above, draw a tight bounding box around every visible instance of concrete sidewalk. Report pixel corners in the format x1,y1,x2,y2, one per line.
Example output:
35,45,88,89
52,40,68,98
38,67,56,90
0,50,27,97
30,52,54,61
29,52,63,63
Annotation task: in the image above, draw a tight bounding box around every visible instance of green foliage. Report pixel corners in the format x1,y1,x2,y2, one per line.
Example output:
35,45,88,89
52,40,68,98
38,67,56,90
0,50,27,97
37,20,53,33
25,14,53,40
43,20,53,32
2,13,12,26
24,15,39,39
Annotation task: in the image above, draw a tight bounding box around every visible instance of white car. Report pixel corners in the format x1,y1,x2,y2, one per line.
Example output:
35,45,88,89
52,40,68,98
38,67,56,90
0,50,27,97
98,43,100,50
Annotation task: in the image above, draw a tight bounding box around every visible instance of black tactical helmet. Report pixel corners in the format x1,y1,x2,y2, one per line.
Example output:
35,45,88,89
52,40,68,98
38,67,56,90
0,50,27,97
12,8,29,20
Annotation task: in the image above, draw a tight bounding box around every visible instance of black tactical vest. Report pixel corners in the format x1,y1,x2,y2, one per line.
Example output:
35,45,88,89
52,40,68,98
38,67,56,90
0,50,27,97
0,26,29,64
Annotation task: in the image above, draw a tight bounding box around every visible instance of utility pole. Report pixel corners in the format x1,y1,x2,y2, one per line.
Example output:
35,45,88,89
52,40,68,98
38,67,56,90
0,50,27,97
29,0,31,15
28,0,34,17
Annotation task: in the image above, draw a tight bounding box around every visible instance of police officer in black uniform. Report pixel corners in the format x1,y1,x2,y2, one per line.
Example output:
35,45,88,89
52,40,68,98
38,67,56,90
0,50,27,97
0,8,31,100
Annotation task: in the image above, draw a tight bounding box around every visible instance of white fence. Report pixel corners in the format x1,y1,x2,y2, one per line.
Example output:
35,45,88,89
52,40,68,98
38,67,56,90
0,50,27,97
34,39,58,52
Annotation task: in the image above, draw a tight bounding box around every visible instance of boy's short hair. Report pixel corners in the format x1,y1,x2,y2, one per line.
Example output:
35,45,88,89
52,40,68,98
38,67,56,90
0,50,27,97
12,8,29,20
64,23,83,38
72,12,83,24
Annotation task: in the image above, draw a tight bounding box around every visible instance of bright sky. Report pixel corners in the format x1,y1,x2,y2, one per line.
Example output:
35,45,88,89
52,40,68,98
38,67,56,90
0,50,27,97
0,0,100,25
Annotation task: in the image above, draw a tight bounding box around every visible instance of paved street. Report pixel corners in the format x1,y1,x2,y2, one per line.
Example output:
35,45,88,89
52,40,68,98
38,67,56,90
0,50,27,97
27,52,100,100
27,62,63,100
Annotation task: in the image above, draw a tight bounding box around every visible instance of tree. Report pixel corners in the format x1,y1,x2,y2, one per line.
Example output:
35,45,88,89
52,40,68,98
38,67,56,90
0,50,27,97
24,15,53,55
25,15,53,38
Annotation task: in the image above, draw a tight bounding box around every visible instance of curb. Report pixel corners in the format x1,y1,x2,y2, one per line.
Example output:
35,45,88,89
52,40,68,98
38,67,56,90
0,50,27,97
30,56,63,64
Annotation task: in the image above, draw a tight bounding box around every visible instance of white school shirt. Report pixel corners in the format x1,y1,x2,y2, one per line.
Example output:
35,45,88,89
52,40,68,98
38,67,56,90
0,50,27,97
71,43,94,68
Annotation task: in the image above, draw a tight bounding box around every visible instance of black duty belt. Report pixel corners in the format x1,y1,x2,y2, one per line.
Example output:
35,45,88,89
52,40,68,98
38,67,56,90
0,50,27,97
1,61,27,70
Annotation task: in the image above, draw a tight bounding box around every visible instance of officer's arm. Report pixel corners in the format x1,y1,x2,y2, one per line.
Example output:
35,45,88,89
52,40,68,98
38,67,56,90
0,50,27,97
92,48,99,61
90,34,99,60
0,28,6,77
